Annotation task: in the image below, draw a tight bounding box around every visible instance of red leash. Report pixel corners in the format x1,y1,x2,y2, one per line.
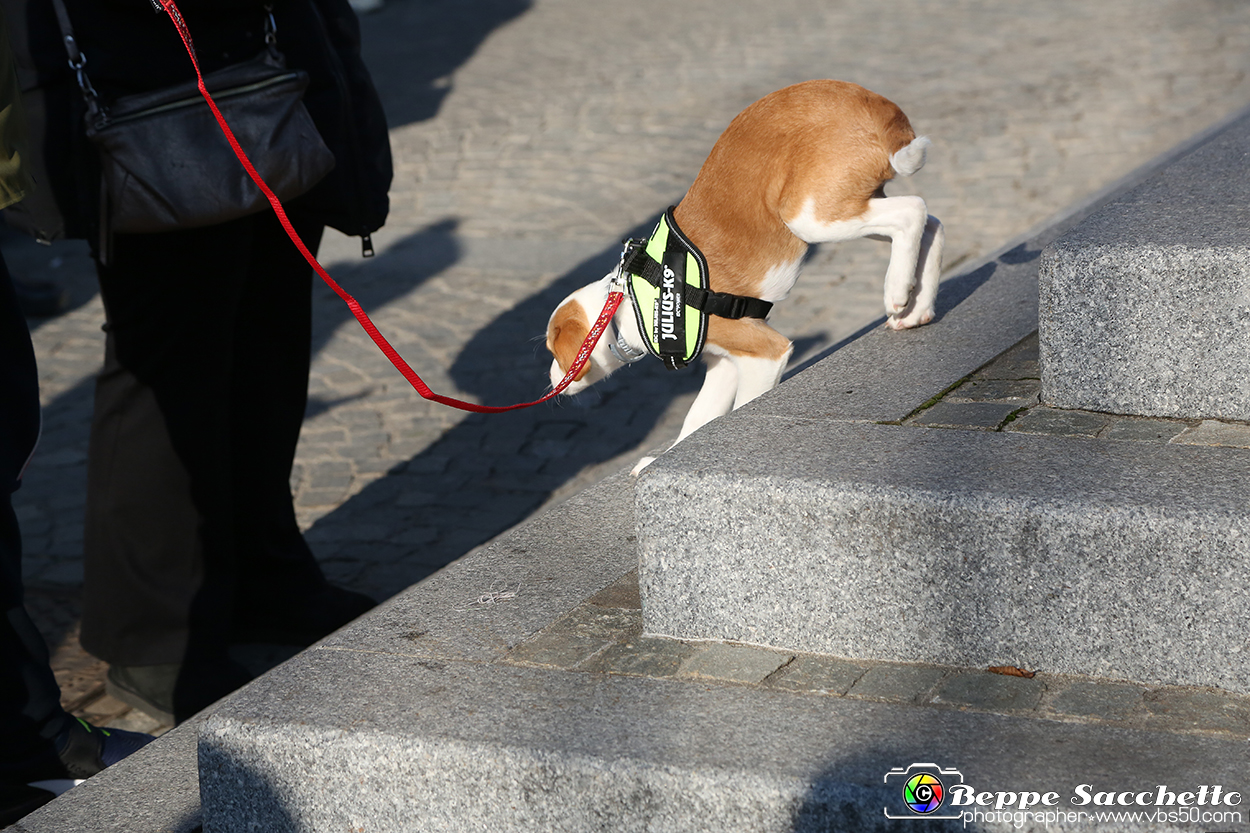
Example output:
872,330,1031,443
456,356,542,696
154,0,619,413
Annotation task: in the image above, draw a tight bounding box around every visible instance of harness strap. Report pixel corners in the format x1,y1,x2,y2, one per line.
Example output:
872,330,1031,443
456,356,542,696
622,240,773,321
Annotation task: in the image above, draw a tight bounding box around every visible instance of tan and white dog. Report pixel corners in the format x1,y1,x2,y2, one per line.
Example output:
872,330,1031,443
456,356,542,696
546,80,943,472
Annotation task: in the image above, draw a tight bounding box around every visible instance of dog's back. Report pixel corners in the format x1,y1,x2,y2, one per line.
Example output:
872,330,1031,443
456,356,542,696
675,80,925,304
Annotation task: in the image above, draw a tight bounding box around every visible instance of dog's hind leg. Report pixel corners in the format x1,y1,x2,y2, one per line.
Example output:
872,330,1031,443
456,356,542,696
786,195,932,323
706,317,794,411
887,213,944,330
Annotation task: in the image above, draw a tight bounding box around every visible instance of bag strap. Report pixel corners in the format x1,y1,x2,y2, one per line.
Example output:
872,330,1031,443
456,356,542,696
51,0,284,126
48,0,101,120
151,0,618,413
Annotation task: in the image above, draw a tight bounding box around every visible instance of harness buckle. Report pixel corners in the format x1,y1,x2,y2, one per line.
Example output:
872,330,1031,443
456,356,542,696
606,238,646,364
613,237,645,291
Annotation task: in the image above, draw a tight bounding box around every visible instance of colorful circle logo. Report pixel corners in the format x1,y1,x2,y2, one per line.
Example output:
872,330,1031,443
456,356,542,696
903,772,944,814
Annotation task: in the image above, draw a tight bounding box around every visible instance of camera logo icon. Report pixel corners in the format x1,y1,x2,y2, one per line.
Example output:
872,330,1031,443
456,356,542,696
884,763,964,820
903,772,944,813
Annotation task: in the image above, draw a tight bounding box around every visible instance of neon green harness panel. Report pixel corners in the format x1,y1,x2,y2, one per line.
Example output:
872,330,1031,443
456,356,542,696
626,208,709,370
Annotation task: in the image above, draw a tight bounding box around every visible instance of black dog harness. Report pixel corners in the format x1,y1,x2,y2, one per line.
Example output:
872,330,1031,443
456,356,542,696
620,207,773,370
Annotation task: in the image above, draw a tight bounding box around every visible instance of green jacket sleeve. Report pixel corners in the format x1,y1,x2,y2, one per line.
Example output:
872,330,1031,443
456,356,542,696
0,7,34,211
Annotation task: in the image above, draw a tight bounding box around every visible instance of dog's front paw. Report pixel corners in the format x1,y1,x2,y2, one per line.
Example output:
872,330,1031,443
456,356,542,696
886,305,934,330
630,456,657,476
885,294,913,317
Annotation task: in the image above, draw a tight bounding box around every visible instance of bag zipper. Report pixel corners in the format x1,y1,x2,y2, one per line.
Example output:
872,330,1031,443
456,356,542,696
101,71,302,128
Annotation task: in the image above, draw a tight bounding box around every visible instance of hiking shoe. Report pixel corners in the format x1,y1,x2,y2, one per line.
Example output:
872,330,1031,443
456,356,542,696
107,658,253,724
14,715,154,784
55,717,153,778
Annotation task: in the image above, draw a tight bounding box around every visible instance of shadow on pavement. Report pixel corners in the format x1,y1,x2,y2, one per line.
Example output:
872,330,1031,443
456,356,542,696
358,0,533,129
302,222,999,599
301,215,710,599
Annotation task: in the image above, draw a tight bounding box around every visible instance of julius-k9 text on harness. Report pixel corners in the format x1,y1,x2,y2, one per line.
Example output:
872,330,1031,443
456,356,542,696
620,207,773,370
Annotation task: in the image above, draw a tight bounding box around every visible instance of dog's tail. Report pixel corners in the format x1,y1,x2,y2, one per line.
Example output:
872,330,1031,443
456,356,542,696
890,135,931,177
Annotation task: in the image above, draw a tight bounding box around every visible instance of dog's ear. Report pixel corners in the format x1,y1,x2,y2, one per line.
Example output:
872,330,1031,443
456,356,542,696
547,301,592,382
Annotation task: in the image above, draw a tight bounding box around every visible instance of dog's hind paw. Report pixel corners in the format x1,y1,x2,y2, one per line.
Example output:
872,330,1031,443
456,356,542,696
886,305,934,330
630,456,656,476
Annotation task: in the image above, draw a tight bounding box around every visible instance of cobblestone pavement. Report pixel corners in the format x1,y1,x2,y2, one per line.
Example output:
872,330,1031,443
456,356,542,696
8,0,1250,733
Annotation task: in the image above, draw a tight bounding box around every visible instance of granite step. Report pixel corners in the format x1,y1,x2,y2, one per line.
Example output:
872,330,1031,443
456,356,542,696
637,106,1250,695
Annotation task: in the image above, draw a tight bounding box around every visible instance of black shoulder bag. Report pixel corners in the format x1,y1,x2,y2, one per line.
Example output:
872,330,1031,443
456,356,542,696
51,0,335,258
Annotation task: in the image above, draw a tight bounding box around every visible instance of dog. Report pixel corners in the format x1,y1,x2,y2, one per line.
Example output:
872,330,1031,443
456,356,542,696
546,80,944,473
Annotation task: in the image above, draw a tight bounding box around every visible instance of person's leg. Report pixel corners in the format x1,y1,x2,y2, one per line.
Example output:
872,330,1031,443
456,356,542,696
0,249,68,771
230,211,323,597
227,210,374,643
81,219,256,720
0,255,151,825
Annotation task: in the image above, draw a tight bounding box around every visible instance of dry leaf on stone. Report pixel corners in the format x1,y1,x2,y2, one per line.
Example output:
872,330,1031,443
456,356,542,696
987,665,1036,678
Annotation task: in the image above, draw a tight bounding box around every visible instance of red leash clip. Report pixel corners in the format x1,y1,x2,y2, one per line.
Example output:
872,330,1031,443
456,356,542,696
154,0,619,413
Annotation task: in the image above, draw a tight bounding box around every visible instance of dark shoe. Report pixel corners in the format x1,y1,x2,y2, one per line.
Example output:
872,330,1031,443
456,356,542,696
232,583,376,646
0,782,56,827
107,658,253,724
12,277,70,318
53,716,153,778
11,715,155,784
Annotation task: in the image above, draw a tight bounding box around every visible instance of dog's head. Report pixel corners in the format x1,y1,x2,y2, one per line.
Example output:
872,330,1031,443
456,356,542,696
546,278,632,395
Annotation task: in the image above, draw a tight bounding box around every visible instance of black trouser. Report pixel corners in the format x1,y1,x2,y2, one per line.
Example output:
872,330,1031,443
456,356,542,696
0,252,69,777
80,209,327,668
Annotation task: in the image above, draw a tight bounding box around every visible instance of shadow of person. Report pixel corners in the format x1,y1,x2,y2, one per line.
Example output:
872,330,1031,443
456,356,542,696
302,214,713,599
357,0,534,128
305,217,461,419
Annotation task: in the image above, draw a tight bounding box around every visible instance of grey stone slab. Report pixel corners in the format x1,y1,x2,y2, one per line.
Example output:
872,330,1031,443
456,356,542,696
1103,417,1190,443
314,471,638,664
908,400,1021,430
676,642,793,684
508,631,616,669
510,605,642,668
543,604,643,641
768,655,869,696
945,379,1040,403
578,634,698,678
1003,406,1109,438
973,333,1041,380
848,664,949,703
637,419,1250,692
1047,681,1144,721
198,649,1250,833
932,671,1046,712
585,569,642,610
1142,688,1250,736
1171,419,1250,449
1040,111,1250,420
